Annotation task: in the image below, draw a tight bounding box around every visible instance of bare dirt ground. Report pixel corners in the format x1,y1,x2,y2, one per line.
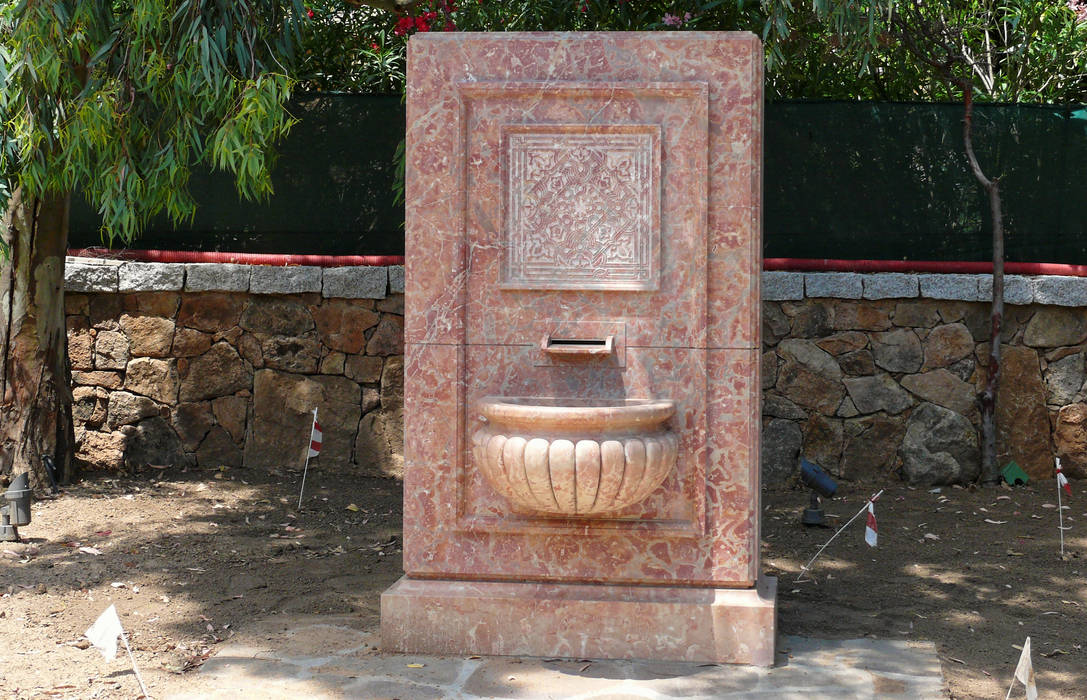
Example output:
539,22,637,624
1,467,1084,699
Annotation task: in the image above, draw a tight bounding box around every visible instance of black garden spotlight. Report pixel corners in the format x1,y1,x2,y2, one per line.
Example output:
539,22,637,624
799,458,837,527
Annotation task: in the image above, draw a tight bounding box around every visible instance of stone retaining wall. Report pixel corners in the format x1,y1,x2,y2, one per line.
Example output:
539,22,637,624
65,258,404,477
763,270,1087,486
65,261,1087,486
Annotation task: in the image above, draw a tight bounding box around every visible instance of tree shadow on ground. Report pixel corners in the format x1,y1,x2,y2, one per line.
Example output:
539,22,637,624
0,466,403,697
763,480,1087,700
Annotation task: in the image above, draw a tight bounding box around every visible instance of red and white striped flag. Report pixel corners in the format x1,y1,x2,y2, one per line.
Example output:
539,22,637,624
1057,457,1071,497
308,409,323,458
864,502,878,547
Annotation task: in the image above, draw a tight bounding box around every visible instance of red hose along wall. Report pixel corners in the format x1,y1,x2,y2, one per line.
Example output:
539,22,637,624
764,258,1087,278
66,250,1087,278
67,248,404,267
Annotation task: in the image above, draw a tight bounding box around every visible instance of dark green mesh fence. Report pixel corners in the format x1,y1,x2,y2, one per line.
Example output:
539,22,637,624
70,94,406,256
766,101,1087,263
70,97,1087,263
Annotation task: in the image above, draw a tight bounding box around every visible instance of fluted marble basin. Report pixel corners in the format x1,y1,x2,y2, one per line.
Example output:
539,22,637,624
471,398,677,516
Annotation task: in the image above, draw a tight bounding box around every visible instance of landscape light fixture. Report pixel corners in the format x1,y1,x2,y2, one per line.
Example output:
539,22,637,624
799,458,837,527
0,472,31,542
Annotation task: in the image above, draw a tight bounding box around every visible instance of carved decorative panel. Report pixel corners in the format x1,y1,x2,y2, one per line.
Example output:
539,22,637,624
501,124,661,290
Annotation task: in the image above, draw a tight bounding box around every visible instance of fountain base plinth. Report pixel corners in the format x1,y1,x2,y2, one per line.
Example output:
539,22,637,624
381,575,777,666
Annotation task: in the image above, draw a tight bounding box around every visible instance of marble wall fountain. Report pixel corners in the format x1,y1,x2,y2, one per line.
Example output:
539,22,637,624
381,31,776,665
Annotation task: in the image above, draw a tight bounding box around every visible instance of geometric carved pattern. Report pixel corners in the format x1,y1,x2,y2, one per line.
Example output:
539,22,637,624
502,124,660,290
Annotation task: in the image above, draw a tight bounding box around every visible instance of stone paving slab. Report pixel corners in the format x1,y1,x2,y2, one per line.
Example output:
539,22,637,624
165,615,945,699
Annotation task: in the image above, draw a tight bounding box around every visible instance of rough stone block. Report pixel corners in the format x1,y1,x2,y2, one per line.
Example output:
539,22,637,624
65,258,120,293
345,355,384,384
94,330,131,370
185,263,251,292
862,273,918,300
1056,404,1087,479
978,275,1033,305
249,265,322,294
76,430,126,470
322,266,388,299
997,346,1053,478
179,343,252,401
106,391,161,429
1031,276,1087,307
899,402,980,485
1024,308,1087,347
842,374,914,415
761,271,803,301
309,300,378,353
240,297,315,336
125,357,180,404
120,314,175,358
366,316,405,356
388,265,405,294
118,262,185,292
177,294,246,332
805,273,862,299
918,274,980,301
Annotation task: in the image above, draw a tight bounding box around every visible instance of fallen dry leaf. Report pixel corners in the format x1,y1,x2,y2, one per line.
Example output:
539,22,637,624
345,503,360,512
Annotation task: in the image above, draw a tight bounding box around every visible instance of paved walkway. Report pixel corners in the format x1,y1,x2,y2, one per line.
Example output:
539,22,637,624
165,615,945,699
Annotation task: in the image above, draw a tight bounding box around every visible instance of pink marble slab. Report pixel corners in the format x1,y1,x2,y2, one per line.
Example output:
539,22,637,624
404,32,762,350
402,344,761,587
460,80,707,349
382,575,778,665
394,31,768,663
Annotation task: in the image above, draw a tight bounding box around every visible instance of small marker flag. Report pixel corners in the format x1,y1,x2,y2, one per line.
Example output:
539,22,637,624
308,410,323,458
864,502,878,547
1057,458,1071,497
1010,636,1038,700
85,604,123,662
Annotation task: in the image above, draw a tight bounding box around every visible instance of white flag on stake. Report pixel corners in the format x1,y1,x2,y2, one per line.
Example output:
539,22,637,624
85,604,123,662
1007,636,1038,700
84,603,151,696
864,502,878,547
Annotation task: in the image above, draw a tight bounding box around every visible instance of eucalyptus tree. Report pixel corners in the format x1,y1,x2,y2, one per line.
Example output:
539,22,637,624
756,0,1087,482
0,1,306,489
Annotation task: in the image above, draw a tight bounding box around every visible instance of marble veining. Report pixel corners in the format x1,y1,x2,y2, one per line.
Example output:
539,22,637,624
386,31,773,665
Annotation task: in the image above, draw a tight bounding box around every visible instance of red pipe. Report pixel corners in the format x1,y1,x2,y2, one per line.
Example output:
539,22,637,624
67,248,404,267
764,258,1087,278
66,250,1087,277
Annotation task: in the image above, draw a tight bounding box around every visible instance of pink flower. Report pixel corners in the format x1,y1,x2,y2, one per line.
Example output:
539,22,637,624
662,13,682,26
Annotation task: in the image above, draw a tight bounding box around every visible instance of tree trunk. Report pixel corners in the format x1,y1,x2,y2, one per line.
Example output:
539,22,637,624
962,87,1004,484
0,188,76,492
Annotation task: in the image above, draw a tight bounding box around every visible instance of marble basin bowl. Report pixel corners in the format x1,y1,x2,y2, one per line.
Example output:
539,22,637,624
471,397,678,516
